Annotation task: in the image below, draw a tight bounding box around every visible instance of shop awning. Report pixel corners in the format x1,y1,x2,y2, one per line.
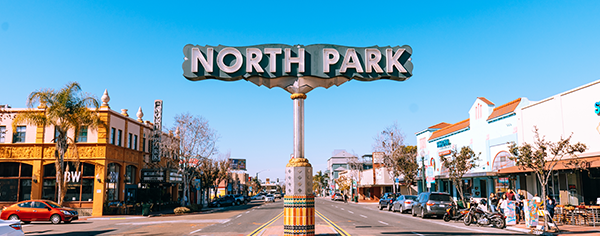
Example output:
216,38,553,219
497,153,600,174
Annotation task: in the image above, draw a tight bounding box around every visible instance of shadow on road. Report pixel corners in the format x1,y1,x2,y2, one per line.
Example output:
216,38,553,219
25,229,115,236
381,232,522,235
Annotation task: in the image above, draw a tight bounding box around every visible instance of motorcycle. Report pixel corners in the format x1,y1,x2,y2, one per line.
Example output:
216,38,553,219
443,202,469,222
463,198,506,229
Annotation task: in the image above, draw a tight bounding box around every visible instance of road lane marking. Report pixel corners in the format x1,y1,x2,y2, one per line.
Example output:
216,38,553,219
360,215,367,218
411,232,425,236
316,210,350,236
236,214,242,218
341,208,344,210
378,221,389,225
246,211,283,236
119,219,229,226
348,211,354,214
189,228,203,234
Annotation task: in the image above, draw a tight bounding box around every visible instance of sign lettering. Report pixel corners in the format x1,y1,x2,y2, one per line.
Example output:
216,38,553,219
595,101,600,115
183,44,413,81
64,171,81,183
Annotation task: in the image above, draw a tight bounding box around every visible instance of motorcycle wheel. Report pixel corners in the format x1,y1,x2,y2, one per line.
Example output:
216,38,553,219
463,214,472,226
493,217,506,229
443,214,451,222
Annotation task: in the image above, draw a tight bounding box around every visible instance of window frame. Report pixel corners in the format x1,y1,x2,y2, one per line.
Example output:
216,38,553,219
128,133,132,149
117,129,122,146
110,128,116,145
134,135,138,151
0,126,6,143
12,126,27,143
77,126,88,143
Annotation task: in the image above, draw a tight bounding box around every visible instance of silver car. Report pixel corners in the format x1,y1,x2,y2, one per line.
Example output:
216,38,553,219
392,195,418,214
0,220,23,236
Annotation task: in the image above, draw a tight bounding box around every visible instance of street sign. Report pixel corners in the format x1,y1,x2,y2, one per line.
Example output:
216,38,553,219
426,166,435,184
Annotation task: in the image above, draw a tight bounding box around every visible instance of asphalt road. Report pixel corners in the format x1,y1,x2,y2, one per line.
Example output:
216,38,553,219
19,198,525,236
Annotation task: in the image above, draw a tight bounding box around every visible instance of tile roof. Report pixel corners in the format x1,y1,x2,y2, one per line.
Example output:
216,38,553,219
487,98,522,121
428,122,451,129
428,119,470,141
478,97,495,105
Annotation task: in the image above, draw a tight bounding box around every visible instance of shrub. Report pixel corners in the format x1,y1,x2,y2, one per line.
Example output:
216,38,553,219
174,207,191,214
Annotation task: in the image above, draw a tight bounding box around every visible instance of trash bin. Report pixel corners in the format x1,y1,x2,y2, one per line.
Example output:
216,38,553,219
142,203,151,216
353,195,358,202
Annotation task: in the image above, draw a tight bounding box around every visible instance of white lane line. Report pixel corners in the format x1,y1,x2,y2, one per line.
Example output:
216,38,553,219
245,211,250,214
236,214,242,218
341,208,344,210
348,211,354,214
379,221,389,225
189,228,203,234
119,219,230,226
411,232,425,236
360,214,368,218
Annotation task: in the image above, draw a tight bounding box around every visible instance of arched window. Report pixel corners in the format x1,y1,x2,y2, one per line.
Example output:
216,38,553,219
0,162,32,201
492,151,515,171
106,163,121,201
42,162,95,202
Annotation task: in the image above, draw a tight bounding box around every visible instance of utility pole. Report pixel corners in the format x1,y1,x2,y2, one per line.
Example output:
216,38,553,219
421,156,426,193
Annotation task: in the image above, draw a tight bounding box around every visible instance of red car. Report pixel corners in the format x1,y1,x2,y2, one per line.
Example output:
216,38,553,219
1,200,78,224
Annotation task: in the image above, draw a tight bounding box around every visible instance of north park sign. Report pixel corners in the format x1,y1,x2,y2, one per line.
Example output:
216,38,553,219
182,44,413,82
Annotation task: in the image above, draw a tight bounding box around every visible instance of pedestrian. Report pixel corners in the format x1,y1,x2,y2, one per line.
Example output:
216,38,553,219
344,194,348,203
489,193,498,213
515,189,525,224
499,194,508,214
546,195,556,220
506,189,515,200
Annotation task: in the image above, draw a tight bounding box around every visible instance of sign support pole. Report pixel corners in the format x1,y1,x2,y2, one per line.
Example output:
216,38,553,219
284,93,315,236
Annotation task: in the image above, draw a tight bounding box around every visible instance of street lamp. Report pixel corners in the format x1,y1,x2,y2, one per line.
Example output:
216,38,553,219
256,169,269,184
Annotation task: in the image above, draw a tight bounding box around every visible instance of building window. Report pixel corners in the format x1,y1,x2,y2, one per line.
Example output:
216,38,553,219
78,126,88,143
0,162,33,201
0,126,6,143
134,135,138,151
106,163,121,201
42,162,95,202
117,129,122,146
12,126,26,143
142,137,146,152
110,128,116,145
128,133,132,149
125,165,137,184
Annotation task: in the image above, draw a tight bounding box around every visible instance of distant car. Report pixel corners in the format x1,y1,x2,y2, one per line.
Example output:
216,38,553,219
264,194,275,202
209,195,236,207
412,192,453,218
392,195,418,213
0,200,78,224
251,194,264,200
0,219,23,236
378,193,397,211
331,193,344,201
273,192,282,199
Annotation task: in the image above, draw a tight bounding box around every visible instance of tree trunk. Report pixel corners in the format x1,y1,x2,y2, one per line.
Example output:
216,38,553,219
55,130,68,206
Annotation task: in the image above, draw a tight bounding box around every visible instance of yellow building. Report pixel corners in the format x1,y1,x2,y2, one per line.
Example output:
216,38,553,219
0,90,180,216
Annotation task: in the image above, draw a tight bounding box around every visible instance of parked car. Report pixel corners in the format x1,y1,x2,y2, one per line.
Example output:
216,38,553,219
378,193,397,211
412,192,453,218
273,192,282,199
331,193,344,201
0,200,78,224
0,219,23,236
392,195,418,213
251,194,265,200
233,194,246,205
209,195,236,207
264,194,275,202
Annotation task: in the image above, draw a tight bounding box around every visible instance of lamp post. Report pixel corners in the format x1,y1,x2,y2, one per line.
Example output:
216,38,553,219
182,44,413,236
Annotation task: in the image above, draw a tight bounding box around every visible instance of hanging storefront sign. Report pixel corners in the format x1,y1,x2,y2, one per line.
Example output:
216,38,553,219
182,44,413,83
151,100,163,162
167,169,183,183
141,169,165,182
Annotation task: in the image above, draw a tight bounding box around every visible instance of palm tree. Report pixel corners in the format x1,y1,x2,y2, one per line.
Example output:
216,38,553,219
12,82,104,205
313,170,329,196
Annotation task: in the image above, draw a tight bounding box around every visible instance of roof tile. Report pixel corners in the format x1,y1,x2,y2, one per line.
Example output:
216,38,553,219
478,97,495,106
428,119,470,141
487,98,522,121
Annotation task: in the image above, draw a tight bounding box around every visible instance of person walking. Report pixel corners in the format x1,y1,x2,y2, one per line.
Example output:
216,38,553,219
546,195,556,220
506,189,515,200
489,193,498,213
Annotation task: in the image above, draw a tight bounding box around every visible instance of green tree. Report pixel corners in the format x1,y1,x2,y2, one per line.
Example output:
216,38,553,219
12,82,104,205
509,127,586,231
313,170,329,196
373,122,406,193
334,175,351,196
395,145,419,194
440,146,480,206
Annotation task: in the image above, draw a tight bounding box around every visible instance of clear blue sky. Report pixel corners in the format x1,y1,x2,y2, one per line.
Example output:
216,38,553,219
2,1,599,182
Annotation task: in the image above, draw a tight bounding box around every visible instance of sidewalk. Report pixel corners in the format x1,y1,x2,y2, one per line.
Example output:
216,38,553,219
506,223,600,235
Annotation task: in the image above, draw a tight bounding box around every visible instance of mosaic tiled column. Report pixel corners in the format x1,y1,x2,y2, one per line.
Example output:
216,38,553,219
284,158,314,236
284,93,315,236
